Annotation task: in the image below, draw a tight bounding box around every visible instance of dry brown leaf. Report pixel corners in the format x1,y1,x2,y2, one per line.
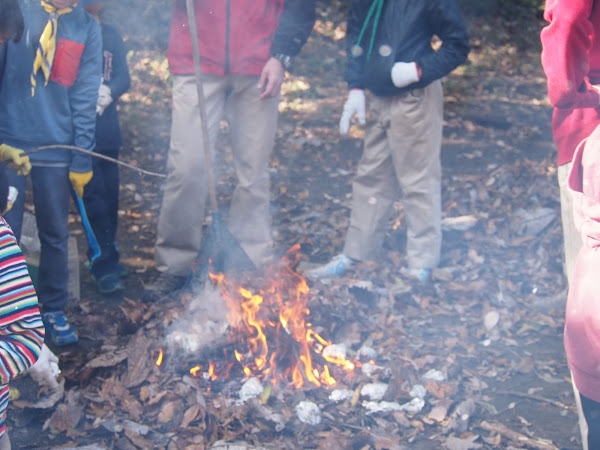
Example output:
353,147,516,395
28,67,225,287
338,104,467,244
84,348,128,369
181,404,202,428
43,392,84,434
121,394,145,421
427,398,453,423
124,426,156,449
444,434,482,450
158,400,177,423
125,329,154,388
425,381,455,399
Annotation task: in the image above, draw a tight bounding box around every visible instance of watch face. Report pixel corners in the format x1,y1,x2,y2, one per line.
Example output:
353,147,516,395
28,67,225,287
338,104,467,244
275,54,291,69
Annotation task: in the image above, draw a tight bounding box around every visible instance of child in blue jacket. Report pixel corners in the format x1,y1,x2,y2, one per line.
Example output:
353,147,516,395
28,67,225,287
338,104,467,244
79,0,131,294
0,0,102,346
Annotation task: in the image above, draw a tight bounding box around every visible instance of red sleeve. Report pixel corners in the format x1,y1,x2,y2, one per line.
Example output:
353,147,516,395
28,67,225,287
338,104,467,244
541,0,600,109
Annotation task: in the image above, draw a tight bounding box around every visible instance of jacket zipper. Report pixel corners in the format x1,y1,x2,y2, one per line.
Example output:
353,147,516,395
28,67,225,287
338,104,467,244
225,0,231,74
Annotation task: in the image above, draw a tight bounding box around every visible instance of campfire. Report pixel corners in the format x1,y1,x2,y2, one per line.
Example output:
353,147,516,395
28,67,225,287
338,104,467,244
165,244,358,389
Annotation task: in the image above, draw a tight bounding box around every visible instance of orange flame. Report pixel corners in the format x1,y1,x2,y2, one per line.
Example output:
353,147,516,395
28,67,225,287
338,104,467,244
201,244,357,388
155,348,163,366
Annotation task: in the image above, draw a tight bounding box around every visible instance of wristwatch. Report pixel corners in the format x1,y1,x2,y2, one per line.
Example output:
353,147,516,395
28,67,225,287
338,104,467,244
273,53,292,70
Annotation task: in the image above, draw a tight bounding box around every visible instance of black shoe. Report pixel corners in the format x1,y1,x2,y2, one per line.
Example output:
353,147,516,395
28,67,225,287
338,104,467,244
142,272,187,302
93,273,125,294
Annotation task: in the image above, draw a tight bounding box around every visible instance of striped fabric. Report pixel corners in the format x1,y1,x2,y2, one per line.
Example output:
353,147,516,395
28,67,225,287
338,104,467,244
0,216,44,385
0,385,6,437
0,217,44,438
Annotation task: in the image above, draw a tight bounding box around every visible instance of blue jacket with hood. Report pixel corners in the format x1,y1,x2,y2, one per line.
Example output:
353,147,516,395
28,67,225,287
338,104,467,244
0,0,102,173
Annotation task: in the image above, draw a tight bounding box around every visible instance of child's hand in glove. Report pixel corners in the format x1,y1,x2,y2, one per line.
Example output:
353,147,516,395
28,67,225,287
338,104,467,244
69,170,93,198
96,84,113,116
27,344,61,390
0,144,31,176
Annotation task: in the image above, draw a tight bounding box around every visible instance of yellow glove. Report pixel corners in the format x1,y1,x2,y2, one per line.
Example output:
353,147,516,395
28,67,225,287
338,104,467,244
0,144,31,176
69,171,93,198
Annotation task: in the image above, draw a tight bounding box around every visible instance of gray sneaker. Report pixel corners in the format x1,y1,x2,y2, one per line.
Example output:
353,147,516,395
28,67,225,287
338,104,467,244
143,272,187,302
305,254,354,279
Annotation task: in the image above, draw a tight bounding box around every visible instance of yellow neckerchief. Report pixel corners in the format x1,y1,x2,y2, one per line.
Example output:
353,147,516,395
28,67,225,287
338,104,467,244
31,1,77,96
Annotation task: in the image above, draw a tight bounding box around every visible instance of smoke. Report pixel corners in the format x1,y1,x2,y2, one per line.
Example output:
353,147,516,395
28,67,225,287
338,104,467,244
164,281,230,355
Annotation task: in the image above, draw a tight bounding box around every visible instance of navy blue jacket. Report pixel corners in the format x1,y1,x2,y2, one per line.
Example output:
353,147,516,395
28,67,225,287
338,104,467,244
95,22,130,155
345,0,470,97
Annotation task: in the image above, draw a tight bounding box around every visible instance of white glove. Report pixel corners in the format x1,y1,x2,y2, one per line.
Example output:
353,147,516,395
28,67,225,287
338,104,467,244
391,62,420,88
339,89,366,135
27,344,61,390
96,84,113,116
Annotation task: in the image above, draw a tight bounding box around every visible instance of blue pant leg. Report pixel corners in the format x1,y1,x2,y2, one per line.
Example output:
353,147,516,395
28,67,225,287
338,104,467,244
31,166,71,311
81,155,119,276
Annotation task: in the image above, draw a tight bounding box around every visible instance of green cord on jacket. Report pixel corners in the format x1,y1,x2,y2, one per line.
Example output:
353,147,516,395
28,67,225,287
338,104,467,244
354,0,385,60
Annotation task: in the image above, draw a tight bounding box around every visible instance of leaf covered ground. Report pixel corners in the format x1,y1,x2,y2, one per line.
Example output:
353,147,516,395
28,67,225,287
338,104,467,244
8,1,582,449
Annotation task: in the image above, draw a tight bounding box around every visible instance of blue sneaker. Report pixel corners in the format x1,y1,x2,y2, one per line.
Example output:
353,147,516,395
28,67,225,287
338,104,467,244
405,268,431,282
42,311,78,346
306,254,354,279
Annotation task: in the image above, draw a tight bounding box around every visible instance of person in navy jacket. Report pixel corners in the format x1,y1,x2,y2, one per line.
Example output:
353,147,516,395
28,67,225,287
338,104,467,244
78,0,130,294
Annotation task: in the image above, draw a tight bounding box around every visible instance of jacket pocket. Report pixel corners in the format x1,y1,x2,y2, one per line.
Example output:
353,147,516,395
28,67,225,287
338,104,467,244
50,38,85,87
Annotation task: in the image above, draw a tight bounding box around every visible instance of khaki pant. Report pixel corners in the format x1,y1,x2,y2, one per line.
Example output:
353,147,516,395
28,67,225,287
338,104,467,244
155,74,278,276
344,80,443,269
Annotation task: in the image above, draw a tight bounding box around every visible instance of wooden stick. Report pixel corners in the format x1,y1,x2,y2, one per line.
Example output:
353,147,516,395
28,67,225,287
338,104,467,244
24,144,165,178
480,421,559,450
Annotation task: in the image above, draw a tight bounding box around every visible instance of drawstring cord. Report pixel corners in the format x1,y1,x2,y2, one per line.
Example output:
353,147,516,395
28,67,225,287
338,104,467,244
354,0,385,60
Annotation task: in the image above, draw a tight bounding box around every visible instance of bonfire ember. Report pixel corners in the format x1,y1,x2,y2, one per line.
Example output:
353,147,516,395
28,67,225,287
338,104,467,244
195,244,357,388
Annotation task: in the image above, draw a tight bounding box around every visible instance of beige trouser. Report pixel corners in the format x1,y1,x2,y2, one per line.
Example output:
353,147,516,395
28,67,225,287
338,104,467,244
155,74,278,276
344,80,443,269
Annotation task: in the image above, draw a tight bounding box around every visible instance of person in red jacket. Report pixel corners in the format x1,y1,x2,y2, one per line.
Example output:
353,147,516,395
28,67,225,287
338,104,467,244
144,0,316,300
540,2,600,447
540,0,600,285
565,125,600,450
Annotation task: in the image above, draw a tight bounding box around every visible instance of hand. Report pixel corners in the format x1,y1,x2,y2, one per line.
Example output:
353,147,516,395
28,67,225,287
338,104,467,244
27,344,61,390
96,84,113,116
69,170,93,198
339,89,366,135
0,144,31,176
257,57,285,100
391,62,420,88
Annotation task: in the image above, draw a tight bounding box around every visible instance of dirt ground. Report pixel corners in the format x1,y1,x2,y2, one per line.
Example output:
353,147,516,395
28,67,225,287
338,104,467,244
6,1,584,449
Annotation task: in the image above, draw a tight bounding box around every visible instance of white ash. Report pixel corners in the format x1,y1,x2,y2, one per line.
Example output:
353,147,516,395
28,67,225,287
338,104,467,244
361,362,385,377
329,389,354,403
238,377,263,403
400,397,425,414
409,384,427,400
363,401,402,414
357,345,377,360
422,369,446,382
295,400,321,425
360,382,388,401
322,343,347,360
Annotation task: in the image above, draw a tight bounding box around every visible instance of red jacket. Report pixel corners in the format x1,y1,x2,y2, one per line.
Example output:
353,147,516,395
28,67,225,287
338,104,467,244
168,0,315,76
565,124,600,401
541,0,600,166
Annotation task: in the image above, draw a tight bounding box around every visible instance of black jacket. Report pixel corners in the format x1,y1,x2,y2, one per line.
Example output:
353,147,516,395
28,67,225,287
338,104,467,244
345,0,470,97
95,22,130,154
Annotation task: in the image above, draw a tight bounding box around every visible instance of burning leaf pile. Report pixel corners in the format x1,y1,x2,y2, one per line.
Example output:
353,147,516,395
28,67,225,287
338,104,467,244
180,244,358,389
